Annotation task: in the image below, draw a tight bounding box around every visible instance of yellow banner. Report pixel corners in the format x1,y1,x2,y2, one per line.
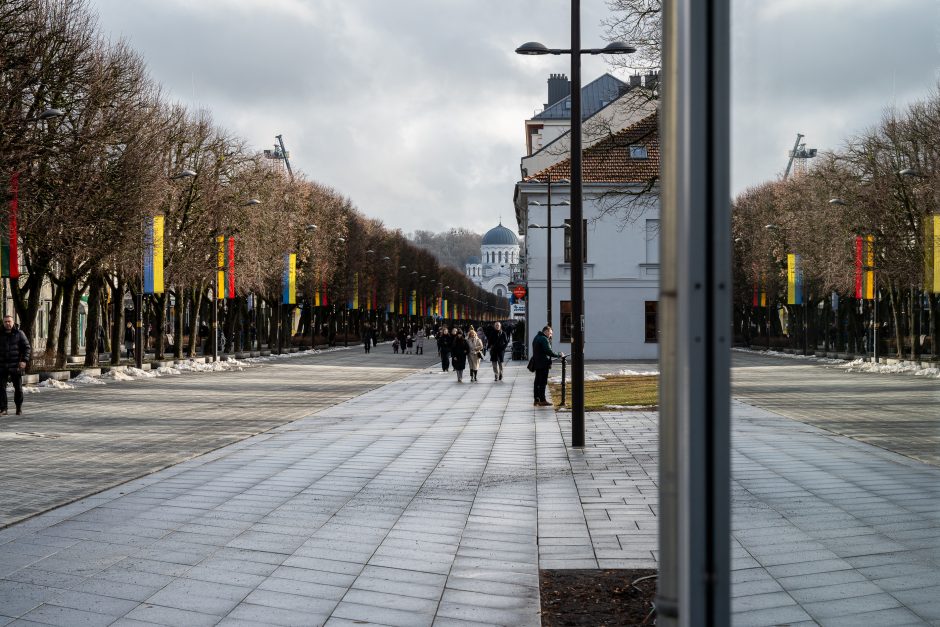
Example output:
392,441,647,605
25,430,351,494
864,234,875,300
216,235,225,300
352,272,359,309
926,216,940,293
153,216,164,294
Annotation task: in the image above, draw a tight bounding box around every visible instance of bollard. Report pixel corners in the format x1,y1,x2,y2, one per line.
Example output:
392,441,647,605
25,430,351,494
560,355,568,407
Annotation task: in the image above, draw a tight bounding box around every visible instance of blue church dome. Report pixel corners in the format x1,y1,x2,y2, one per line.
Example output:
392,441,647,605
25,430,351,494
482,223,519,246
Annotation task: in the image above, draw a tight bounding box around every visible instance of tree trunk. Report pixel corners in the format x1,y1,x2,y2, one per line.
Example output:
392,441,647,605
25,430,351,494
152,292,166,359
55,278,77,369
10,260,48,355
43,282,63,362
69,285,82,358
187,286,204,358
111,277,124,365
83,272,104,367
887,280,902,359
174,287,184,359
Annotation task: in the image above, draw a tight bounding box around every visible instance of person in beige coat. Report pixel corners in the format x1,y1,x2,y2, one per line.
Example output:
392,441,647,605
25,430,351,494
466,328,484,382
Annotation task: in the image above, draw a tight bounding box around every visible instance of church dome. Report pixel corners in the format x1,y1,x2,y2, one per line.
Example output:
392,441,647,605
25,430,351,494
482,223,519,246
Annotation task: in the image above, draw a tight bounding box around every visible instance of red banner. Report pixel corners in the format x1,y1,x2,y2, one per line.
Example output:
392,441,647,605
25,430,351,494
9,172,19,279
854,236,863,299
227,237,235,298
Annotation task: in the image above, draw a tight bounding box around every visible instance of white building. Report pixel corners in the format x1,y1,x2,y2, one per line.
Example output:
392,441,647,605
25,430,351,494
465,223,520,299
514,89,660,359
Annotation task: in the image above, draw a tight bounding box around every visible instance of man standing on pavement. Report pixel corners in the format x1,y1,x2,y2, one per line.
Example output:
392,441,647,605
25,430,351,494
0,314,30,416
531,325,564,407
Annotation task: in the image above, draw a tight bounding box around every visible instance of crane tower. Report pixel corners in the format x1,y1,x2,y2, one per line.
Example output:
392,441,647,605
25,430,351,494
783,133,817,180
263,134,294,182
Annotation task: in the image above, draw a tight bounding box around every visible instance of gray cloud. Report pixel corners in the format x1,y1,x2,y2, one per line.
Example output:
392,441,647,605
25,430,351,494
90,1,936,230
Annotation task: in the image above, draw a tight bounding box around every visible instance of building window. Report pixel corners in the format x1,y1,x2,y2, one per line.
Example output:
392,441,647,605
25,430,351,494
559,300,573,343
564,219,588,263
645,301,658,343
630,145,649,159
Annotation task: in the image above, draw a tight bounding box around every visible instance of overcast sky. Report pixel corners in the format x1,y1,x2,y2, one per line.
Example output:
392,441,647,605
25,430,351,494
88,0,939,235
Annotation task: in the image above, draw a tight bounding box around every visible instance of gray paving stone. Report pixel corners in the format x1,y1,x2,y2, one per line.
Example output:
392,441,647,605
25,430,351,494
17,604,113,627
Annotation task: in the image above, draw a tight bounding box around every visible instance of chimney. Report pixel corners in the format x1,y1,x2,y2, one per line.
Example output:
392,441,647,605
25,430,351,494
545,73,571,108
645,70,660,90
629,73,642,88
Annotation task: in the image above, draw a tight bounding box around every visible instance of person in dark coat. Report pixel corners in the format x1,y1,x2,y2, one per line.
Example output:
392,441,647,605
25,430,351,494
450,329,469,383
0,315,30,415
124,321,136,359
531,325,564,406
437,327,452,372
487,321,510,381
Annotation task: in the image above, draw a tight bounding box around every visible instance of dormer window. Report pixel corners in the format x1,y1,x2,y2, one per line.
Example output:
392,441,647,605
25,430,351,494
630,145,648,160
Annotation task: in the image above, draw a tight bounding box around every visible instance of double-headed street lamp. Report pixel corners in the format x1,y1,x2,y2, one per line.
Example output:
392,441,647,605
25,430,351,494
517,16,635,447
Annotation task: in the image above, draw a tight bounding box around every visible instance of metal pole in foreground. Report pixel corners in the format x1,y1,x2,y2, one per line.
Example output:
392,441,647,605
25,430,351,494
569,0,585,448
211,288,218,362
560,355,567,407
659,0,731,624
546,175,553,329
135,288,143,369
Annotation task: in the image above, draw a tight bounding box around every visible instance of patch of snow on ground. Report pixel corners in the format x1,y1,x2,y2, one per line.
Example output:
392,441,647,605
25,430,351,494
125,367,158,378
613,369,659,376
101,369,134,381
156,366,181,375
72,374,105,385
38,379,74,389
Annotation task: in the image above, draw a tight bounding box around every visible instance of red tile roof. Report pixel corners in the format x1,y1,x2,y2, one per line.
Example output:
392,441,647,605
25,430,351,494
528,111,659,184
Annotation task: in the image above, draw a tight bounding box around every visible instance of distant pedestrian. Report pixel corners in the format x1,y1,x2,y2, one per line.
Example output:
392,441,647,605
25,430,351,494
466,329,484,382
450,329,469,383
531,325,564,407
406,334,414,354
437,327,452,372
124,321,136,359
363,332,371,354
487,321,510,381
0,315,30,416
415,328,425,355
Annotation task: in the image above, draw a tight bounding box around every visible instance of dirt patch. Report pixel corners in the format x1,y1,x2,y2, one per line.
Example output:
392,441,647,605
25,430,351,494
540,569,657,626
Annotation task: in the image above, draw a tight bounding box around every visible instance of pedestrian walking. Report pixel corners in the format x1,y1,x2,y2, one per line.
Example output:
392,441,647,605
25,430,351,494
487,321,509,381
415,328,425,355
406,334,414,354
392,338,400,354
531,325,564,407
450,329,469,383
363,332,371,354
124,321,136,359
437,327,452,372
0,315,30,416
466,328,484,382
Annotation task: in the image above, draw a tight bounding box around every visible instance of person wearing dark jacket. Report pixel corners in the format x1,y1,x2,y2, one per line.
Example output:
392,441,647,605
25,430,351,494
487,322,510,381
531,325,564,407
0,315,30,415
437,327,452,372
450,329,469,383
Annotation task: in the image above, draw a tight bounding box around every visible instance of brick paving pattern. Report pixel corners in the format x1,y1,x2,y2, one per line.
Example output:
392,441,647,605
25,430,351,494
0,351,937,625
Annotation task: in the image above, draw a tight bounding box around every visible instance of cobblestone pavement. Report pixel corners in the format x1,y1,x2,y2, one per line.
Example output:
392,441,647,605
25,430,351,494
0,352,938,625
732,351,940,467
0,348,434,528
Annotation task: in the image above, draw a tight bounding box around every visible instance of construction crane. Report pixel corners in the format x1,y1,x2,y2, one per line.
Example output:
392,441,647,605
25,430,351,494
783,133,817,180
263,134,294,182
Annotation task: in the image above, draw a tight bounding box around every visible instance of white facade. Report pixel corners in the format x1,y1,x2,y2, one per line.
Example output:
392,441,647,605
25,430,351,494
516,182,660,360
465,224,520,299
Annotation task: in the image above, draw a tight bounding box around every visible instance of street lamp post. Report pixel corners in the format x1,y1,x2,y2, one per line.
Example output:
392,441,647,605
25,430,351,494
338,237,349,347
517,25,635,447
527,220,571,336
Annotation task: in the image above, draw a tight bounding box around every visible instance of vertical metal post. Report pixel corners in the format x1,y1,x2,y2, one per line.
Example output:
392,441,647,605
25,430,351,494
135,288,143,369
660,0,731,625
547,175,553,329
569,0,586,448
560,355,567,407
211,288,218,361
873,271,879,363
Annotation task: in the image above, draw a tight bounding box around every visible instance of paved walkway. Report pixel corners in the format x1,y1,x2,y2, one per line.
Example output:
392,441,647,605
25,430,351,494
0,349,432,528
0,352,937,625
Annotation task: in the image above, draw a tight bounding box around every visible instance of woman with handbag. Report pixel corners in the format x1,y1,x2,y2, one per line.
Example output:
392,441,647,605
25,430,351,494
466,328,484,382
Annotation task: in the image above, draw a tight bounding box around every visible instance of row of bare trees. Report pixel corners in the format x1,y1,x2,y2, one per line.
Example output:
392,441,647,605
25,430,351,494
732,88,940,359
2,0,505,369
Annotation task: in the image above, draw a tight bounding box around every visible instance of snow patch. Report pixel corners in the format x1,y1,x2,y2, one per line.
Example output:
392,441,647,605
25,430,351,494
38,379,74,390
72,374,106,385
